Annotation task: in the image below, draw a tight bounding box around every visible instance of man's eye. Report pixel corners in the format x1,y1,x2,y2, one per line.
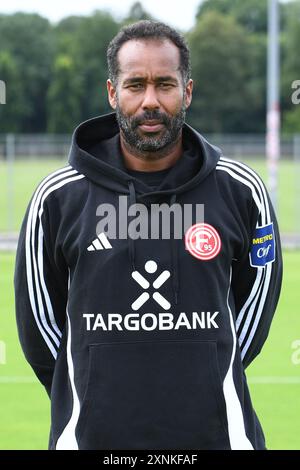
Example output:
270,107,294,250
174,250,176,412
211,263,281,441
129,83,143,89
159,83,173,88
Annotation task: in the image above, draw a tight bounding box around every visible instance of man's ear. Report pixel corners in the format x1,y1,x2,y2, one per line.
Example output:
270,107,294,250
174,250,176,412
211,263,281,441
107,79,117,109
184,79,193,109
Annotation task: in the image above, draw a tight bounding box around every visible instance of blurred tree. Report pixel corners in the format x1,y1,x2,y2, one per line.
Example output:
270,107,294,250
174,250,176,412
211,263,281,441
0,13,54,132
59,11,119,122
123,2,153,23
47,55,83,133
0,3,298,135
187,11,252,133
196,0,269,33
54,16,86,56
242,33,267,133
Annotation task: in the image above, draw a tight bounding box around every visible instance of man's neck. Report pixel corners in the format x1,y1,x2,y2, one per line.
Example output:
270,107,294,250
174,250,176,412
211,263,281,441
120,132,183,172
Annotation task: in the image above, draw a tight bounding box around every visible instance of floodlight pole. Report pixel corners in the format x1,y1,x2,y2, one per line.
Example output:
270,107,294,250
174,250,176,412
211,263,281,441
266,0,280,211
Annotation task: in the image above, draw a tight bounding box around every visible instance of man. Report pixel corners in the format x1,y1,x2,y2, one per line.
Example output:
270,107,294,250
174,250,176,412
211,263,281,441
15,20,282,450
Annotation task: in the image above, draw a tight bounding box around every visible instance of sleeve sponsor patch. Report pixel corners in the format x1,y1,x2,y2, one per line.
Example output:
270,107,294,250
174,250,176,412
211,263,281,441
250,223,275,268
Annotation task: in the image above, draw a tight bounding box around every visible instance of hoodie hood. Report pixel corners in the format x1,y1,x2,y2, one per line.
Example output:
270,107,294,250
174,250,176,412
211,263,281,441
68,112,222,204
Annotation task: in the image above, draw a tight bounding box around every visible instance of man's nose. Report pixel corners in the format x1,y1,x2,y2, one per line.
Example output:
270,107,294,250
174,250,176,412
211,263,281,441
141,85,160,110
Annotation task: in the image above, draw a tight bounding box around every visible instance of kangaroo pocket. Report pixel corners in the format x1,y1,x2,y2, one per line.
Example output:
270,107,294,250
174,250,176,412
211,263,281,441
76,340,229,449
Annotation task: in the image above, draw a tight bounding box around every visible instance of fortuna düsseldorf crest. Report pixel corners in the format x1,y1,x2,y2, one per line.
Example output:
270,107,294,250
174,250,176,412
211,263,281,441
185,223,221,260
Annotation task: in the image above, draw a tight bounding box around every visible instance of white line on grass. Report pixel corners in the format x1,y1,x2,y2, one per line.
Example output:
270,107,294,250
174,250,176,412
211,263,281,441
0,376,38,383
247,376,300,384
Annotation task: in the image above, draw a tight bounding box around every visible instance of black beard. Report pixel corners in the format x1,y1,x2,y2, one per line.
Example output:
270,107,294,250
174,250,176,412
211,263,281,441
115,104,186,154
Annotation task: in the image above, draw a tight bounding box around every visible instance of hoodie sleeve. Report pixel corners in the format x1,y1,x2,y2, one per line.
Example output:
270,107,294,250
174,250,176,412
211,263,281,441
14,192,68,397
232,183,283,369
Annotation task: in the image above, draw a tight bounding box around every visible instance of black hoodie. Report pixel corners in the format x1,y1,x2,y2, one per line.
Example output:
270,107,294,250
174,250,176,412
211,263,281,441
14,113,282,450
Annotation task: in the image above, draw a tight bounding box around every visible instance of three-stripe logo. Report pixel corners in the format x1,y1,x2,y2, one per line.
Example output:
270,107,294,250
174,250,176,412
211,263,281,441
87,233,112,251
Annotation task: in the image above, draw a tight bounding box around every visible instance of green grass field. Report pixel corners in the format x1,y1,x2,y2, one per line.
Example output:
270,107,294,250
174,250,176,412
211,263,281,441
0,159,67,233
0,250,299,449
0,158,299,234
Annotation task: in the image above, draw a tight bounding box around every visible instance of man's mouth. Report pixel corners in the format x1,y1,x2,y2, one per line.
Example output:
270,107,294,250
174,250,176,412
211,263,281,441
138,120,165,132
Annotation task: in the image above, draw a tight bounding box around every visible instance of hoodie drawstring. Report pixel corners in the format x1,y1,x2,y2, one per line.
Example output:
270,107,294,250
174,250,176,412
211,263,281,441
128,181,137,271
170,194,179,305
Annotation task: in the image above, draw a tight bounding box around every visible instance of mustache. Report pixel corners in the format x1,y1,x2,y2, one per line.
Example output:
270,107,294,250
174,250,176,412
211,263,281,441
130,111,171,129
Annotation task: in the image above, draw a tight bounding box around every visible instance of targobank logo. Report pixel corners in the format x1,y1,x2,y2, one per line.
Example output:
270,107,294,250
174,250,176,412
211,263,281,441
250,223,275,267
82,259,219,331
131,260,171,311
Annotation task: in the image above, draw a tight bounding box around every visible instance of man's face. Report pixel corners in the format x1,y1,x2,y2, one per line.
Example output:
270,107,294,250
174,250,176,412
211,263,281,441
107,39,193,154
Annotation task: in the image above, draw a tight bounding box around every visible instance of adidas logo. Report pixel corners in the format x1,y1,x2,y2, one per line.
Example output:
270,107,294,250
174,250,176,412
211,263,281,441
87,233,112,251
